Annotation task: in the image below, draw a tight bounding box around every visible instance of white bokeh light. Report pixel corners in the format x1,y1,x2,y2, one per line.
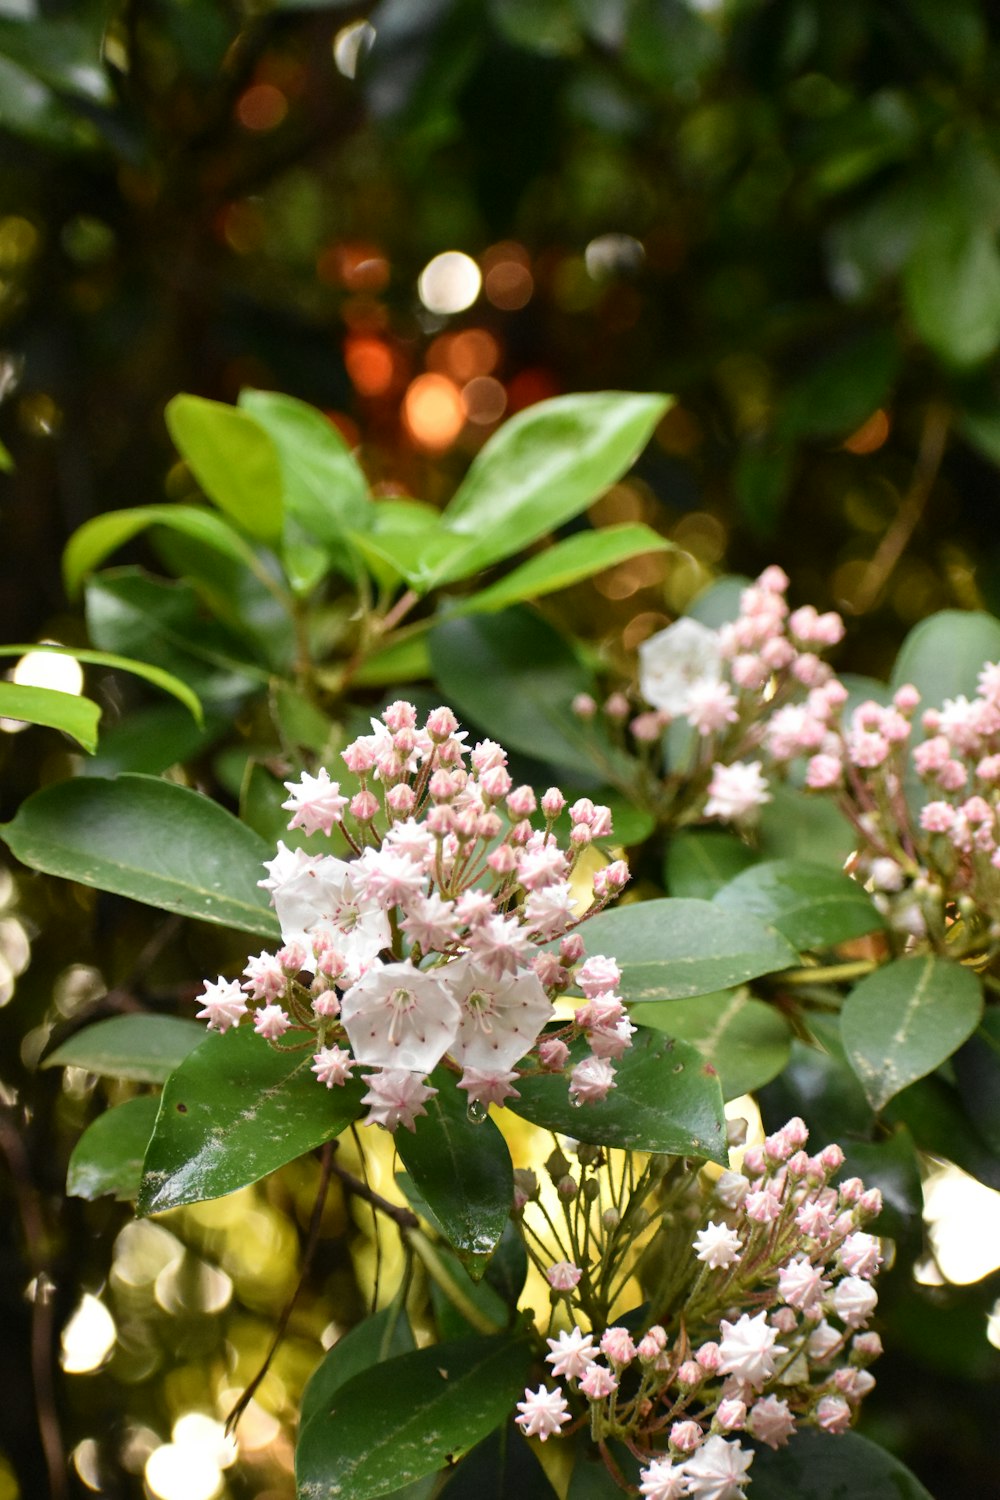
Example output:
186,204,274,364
417,251,482,315
923,1161,1000,1284
333,20,375,79
11,642,84,695
60,1293,116,1374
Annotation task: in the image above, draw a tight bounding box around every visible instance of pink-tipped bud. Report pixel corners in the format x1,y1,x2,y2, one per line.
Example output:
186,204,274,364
631,711,665,742
893,685,920,714
669,1421,702,1454
429,769,458,801
858,1188,883,1218
695,1341,721,1372
541,787,566,818
342,740,376,773
478,811,503,840
533,954,568,988
560,933,586,964
852,1331,883,1362
386,784,416,816
277,941,307,975
425,705,459,741
570,798,596,825
382,699,417,732
311,991,341,1017
506,785,537,818
603,860,629,891
393,726,416,756
480,766,513,800
350,789,379,821
600,1327,637,1366
510,819,533,845
538,1037,570,1070
742,1145,766,1177
676,1360,702,1387
819,1143,845,1174
838,1177,864,1206
572,693,597,719
590,805,613,838
716,1398,747,1431
487,845,518,875
604,692,630,721
570,824,593,847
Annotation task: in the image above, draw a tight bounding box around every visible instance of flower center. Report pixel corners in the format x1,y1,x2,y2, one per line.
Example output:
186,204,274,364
465,986,496,1034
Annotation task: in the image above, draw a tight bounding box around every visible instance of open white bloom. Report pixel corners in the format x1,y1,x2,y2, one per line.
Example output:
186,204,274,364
682,1434,753,1500
703,761,771,823
341,960,459,1073
272,854,390,976
638,617,722,714
717,1311,786,1390
360,1067,436,1132
639,1456,690,1500
545,1326,597,1381
281,767,348,836
446,960,554,1071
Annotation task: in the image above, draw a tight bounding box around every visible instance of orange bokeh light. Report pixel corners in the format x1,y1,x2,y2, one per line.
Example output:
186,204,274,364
843,408,891,455
235,83,288,132
426,328,499,381
317,241,390,292
344,337,396,397
462,376,507,426
506,367,560,414
403,374,465,450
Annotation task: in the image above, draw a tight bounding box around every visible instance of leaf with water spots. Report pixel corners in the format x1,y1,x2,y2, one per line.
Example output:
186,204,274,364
394,1069,513,1279
137,1026,365,1214
510,1028,727,1162
295,1333,531,1500
841,954,983,1111
579,899,798,1002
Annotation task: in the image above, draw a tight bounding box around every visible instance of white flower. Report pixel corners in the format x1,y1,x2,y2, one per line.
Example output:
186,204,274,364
639,1457,690,1500
777,1255,828,1312
569,1054,617,1103
693,1220,742,1269
703,761,771,823
281,767,348,836
196,976,247,1032
717,1311,786,1390
515,1384,571,1442
545,1326,597,1381
639,618,723,714
445,959,553,1071
682,1434,753,1500
747,1395,795,1450
361,1068,436,1132
830,1275,878,1327
456,1066,520,1107
341,960,460,1073
271,854,391,977
523,881,577,938
311,1045,354,1088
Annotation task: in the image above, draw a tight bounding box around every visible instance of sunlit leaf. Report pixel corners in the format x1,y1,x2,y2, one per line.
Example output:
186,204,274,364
0,641,203,724
43,1015,206,1084
889,609,1000,708
165,395,284,543
0,680,99,751
300,1305,415,1436
639,992,793,1100
67,1096,160,1202
451,525,671,614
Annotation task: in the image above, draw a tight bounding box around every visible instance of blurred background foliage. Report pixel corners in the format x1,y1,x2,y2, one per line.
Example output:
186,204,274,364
3,0,1000,1496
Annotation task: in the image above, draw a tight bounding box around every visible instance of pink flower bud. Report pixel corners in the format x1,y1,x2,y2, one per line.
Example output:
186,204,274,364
637,1335,663,1364
851,1331,883,1361
676,1360,703,1387
819,1143,845,1174
838,1177,864,1206
311,992,341,1018
538,1037,570,1070
572,693,597,720
480,766,513,800
590,805,613,838
386,784,416,816
758,565,789,593
893,685,920,714
429,769,457,801
545,1261,582,1292
631,711,665,741
695,1341,721,1372
425,705,459,740
669,1420,702,1454
580,1363,618,1400
742,1145,765,1177
858,1188,883,1218
478,812,503,839
541,787,567,818
506,785,537,818
603,860,630,890
604,692,630,721
600,1327,637,1366
487,845,518,875
382,699,417,732
350,789,379,821
570,824,593,846
716,1398,747,1431
342,740,376,773
815,1395,851,1434
570,798,596,825
425,805,453,835
560,933,586,963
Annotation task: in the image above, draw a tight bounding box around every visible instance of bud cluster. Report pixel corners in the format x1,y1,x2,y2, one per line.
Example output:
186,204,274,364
514,1117,883,1498
193,703,632,1131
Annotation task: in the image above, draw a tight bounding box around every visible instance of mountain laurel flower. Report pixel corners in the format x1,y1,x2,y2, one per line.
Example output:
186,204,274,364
546,1261,583,1292
669,1419,703,1453
718,1311,787,1390
569,1055,617,1103
456,1066,520,1108
837,1232,882,1279
281,767,349,836
448,961,553,1071
694,1220,742,1269
600,1327,637,1366
311,1045,354,1088
683,1435,753,1499
196,977,248,1032
580,1363,619,1400
638,617,723,714
746,1396,795,1450
830,1276,878,1328
576,955,622,996
341,961,460,1074
515,1385,571,1442
253,1004,291,1040
639,1457,689,1500
361,1068,436,1132
815,1395,852,1434
545,1326,597,1381
703,761,771,823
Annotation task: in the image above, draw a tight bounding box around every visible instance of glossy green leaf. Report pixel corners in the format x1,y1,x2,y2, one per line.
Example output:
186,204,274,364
351,629,433,687
63,503,263,599
395,1070,513,1278
295,1334,531,1500
904,221,1000,367
67,1096,160,1202
165,395,284,544
750,1426,933,1499
0,16,111,103
639,991,793,1099
889,609,1000,708
0,53,95,149
664,830,756,900
138,1026,364,1214
238,388,371,542
953,1010,1000,1154
580,898,798,1002
713,859,884,951
417,1239,509,1342
0,641,203,725
510,1028,727,1161
429,607,604,780
452,525,671,614
350,519,470,593
438,1422,557,1499
80,704,223,778
757,783,857,866
1,774,279,939
0,680,100,751
43,1015,206,1083
841,954,983,1111
300,1305,415,1435
434,392,671,582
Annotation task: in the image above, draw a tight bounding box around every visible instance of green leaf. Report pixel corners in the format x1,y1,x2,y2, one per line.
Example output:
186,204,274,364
350,518,470,594
138,1026,364,1214
165,395,284,544
884,1073,1000,1193
0,53,95,150
1,774,279,939
0,16,111,103
713,860,884,951
953,1010,1000,1155
777,327,900,441
750,1426,933,1499
239,389,370,536
300,1306,415,1436
395,1070,513,1278
757,783,857,866
639,992,793,1100
81,704,223,778
0,641,203,725
889,609,1000,708
429,607,604,781
43,1015,206,1083
416,1238,510,1341
63,504,263,599
904,222,1000,367
841,955,983,1111
664,830,757,900
67,1096,160,1202
511,1028,727,1161
438,1422,557,1498
758,1017,876,1149
351,629,433,687
433,392,671,583
837,1125,924,1246
0,437,12,471
295,1334,531,1500
579,899,798,1002
451,525,671,614
0,680,100,751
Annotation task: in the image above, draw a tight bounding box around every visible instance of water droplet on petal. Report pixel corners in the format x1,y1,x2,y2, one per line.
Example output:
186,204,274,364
466,1099,488,1125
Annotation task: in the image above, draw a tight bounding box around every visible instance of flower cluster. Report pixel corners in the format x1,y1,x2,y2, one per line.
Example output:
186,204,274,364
514,1117,883,1497
583,566,847,826
194,703,632,1131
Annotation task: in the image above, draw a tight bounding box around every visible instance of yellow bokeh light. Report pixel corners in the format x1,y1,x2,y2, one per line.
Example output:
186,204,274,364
60,1293,116,1374
923,1161,1000,1284
11,643,84,695
144,1444,222,1500
403,374,465,451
